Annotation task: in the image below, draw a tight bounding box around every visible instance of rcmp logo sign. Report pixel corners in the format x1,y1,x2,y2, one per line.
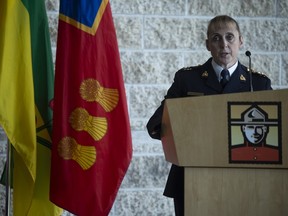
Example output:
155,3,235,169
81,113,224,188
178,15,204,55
228,102,282,164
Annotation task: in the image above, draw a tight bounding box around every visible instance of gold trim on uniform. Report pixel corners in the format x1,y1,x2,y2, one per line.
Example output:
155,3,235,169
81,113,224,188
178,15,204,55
183,66,193,70
246,66,269,78
240,74,246,81
201,71,208,78
251,70,268,78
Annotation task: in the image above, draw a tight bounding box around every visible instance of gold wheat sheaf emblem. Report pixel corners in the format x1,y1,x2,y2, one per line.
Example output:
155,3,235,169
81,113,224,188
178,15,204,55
58,137,96,170
80,78,119,112
69,108,107,141
58,78,120,170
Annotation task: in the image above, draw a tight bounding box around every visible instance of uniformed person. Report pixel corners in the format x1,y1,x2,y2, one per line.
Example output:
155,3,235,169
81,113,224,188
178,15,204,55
146,15,272,216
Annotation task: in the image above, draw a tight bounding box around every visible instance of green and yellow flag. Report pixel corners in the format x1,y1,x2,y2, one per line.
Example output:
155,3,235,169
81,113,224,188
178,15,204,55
0,0,62,215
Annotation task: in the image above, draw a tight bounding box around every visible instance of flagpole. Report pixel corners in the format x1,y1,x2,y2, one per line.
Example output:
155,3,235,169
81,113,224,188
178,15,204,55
5,137,11,216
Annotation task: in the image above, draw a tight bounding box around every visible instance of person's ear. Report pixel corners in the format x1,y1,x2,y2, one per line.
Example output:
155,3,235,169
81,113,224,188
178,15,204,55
239,36,244,47
206,39,210,51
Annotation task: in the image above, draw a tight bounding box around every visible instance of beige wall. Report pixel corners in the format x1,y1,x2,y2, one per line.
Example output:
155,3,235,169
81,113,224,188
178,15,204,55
1,0,288,215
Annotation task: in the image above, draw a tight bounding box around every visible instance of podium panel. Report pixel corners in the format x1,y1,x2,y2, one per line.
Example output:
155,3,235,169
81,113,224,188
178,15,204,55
161,89,288,216
185,168,288,216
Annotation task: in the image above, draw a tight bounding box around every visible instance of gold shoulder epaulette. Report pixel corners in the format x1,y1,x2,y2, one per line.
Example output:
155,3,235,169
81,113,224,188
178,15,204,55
250,69,269,78
182,64,202,71
182,66,193,70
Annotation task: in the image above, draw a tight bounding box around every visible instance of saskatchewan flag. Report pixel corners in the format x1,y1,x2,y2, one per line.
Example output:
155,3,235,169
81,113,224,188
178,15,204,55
0,0,62,215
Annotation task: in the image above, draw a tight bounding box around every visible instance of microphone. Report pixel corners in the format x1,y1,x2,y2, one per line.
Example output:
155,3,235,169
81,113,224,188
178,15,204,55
245,50,253,92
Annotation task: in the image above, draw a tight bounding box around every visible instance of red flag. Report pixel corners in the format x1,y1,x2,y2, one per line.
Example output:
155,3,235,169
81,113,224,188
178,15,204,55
50,0,132,215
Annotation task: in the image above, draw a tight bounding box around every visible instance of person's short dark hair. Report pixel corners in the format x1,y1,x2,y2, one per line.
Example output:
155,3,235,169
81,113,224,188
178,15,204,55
207,15,241,38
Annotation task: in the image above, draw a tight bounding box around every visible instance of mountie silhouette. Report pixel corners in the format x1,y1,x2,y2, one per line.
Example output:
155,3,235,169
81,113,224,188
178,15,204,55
231,105,279,163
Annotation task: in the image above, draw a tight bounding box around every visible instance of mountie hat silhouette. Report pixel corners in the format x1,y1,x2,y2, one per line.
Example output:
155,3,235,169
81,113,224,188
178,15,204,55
243,107,267,124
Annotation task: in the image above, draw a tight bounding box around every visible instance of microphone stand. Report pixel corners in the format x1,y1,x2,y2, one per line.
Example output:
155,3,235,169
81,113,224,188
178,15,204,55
245,51,253,92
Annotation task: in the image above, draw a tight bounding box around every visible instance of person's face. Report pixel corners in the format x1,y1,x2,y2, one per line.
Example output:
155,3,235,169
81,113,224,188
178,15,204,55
242,125,267,144
206,22,243,69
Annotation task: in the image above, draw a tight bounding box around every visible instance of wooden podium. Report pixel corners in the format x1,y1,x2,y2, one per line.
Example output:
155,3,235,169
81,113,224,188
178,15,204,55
161,89,288,216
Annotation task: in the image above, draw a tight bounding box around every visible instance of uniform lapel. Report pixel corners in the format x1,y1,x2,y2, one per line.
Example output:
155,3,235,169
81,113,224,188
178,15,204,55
202,60,222,92
224,63,250,93
199,59,250,94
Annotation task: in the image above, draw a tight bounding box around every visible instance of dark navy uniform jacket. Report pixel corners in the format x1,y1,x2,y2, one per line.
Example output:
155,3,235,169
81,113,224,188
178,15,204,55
146,57,272,199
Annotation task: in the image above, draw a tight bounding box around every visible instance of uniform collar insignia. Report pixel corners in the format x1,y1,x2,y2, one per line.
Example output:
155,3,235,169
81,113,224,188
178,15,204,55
240,74,246,81
202,71,208,78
